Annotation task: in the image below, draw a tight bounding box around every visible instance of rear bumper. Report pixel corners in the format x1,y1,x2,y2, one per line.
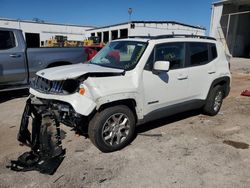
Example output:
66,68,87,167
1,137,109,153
30,88,96,116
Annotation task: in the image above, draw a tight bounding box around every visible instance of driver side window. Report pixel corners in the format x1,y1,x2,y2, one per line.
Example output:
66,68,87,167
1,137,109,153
144,42,185,71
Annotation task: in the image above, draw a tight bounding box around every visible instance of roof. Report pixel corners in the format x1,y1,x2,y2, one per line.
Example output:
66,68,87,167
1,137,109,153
112,35,216,43
0,27,21,32
129,34,216,40
212,0,228,5
212,0,250,5
86,21,206,31
0,17,96,28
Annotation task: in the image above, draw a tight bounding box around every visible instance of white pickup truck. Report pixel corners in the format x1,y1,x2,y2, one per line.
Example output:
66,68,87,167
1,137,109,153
18,35,231,153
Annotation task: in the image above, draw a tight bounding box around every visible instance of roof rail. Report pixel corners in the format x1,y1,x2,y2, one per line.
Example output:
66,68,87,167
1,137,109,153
128,34,216,41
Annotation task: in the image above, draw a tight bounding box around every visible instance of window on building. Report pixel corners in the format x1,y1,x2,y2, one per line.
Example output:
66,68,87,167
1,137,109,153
120,29,128,38
0,30,16,50
97,32,102,42
103,31,109,43
111,30,118,40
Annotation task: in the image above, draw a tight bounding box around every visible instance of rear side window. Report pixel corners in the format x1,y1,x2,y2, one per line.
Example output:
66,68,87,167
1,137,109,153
0,31,16,50
189,42,208,66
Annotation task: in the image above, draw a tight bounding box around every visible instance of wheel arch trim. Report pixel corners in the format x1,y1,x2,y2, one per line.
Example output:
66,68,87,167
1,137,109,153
207,76,231,99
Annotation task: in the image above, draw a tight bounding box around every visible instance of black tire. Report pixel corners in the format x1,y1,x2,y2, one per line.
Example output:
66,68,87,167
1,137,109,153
203,85,224,116
88,105,136,152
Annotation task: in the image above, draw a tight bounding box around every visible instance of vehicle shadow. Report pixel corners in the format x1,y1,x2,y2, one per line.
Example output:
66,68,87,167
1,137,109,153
135,109,201,135
0,89,29,104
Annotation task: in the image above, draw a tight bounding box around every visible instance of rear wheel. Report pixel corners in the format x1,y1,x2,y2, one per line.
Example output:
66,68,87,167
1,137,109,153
203,85,224,116
88,105,135,152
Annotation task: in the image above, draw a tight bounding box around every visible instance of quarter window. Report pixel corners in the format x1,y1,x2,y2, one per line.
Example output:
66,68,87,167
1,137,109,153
0,31,16,50
189,42,208,66
210,43,218,60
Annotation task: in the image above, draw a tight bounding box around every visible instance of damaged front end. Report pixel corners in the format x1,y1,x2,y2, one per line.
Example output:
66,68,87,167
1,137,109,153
8,95,88,175
7,63,125,174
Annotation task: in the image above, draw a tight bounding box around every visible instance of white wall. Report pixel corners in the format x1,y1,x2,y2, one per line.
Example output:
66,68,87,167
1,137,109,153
210,4,224,38
87,22,206,43
0,19,94,42
131,23,205,36
87,23,131,42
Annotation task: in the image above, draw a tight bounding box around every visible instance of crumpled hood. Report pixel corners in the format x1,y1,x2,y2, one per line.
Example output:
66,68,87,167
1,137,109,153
36,63,124,80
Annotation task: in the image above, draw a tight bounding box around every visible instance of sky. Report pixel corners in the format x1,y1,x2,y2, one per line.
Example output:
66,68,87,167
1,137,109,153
0,0,214,31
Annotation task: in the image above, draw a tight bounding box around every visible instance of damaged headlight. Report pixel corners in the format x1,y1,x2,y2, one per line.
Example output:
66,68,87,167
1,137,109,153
31,76,80,95
62,79,80,94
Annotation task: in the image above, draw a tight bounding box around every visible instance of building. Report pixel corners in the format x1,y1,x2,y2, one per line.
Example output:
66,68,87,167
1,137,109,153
210,0,250,57
0,18,206,48
0,17,95,47
86,21,206,44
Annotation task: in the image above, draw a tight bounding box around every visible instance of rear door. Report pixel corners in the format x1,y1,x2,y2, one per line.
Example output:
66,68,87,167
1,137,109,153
0,30,27,86
185,42,217,100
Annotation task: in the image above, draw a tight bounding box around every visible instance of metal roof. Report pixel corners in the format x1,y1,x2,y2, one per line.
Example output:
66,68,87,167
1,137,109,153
86,21,206,31
213,0,250,5
0,17,96,28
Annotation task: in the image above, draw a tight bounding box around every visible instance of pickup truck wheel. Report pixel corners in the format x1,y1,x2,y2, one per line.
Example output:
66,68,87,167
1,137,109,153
88,105,135,152
203,85,224,116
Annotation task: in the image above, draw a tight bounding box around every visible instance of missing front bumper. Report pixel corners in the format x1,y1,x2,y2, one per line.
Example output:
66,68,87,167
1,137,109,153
8,97,66,174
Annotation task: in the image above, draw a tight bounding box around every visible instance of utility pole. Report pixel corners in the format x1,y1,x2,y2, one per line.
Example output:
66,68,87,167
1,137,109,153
128,8,133,21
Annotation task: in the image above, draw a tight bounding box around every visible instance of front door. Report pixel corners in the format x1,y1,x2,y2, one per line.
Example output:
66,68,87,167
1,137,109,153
142,42,189,115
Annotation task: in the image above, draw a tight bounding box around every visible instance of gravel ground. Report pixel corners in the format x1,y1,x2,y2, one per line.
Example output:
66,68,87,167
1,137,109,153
0,58,250,188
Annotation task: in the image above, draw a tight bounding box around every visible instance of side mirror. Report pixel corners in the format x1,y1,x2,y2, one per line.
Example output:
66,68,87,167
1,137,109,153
153,61,170,72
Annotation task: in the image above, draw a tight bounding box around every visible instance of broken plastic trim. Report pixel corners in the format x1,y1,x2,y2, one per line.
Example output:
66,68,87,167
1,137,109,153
78,71,125,81
7,98,65,175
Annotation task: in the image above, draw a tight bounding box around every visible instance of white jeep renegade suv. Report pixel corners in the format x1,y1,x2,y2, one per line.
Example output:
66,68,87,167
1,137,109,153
28,35,231,152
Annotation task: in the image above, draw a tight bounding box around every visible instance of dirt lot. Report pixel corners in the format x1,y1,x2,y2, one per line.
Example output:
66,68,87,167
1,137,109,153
0,58,250,188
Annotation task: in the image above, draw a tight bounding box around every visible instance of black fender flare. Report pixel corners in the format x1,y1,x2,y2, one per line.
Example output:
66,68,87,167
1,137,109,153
206,76,231,99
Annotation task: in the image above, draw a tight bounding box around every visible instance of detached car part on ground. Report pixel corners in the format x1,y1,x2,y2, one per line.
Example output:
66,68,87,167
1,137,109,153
8,98,65,174
11,36,231,174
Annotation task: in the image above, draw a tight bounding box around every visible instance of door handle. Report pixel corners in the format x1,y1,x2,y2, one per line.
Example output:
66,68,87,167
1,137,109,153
177,75,188,80
208,70,216,74
9,54,21,58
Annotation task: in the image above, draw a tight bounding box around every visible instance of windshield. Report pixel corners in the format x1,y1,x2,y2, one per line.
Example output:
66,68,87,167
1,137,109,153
90,41,147,70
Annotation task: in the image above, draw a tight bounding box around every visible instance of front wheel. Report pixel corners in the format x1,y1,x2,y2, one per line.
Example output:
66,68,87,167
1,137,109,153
203,85,224,116
88,105,135,152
